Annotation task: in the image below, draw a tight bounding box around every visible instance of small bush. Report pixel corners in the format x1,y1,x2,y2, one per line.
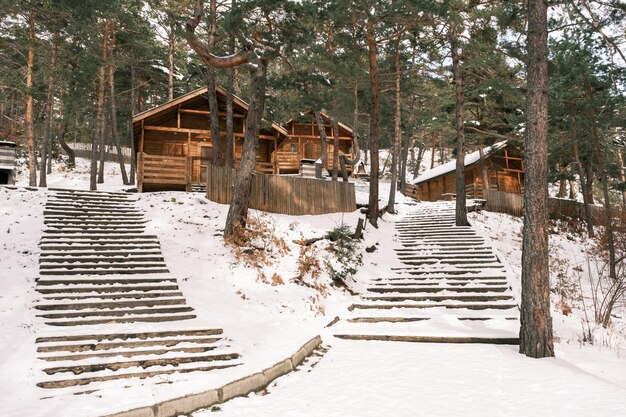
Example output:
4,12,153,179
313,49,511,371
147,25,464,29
325,224,363,285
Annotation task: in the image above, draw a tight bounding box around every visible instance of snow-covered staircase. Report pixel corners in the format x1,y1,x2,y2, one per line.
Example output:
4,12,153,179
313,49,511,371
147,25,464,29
333,202,520,344
34,189,241,390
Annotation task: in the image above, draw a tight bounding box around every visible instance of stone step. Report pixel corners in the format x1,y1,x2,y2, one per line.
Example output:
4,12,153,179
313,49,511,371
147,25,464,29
401,242,486,248
43,314,197,326
42,352,240,376
373,275,508,281
43,229,147,235
394,266,506,274
39,345,221,362
39,262,168,270
39,255,165,263
40,250,163,257
49,195,134,204
367,286,509,294
37,336,223,353
41,235,159,241
44,207,142,214
44,209,144,217
36,277,176,286
350,303,518,310
40,291,184,301
39,267,170,276
371,281,509,287
397,254,496,260
44,214,146,221
40,244,161,251
46,201,136,209
37,284,180,294
346,316,517,323
36,362,239,389
50,188,131,196
363,294,514,303
44,219,148,226
38,306,194,319
400,259,499,266
36,329,224,344
334,334,519,344
36,298,187,311
44,224,146,231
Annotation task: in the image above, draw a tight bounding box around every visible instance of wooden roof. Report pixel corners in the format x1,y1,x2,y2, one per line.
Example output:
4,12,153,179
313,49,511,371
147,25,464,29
132,86,289,138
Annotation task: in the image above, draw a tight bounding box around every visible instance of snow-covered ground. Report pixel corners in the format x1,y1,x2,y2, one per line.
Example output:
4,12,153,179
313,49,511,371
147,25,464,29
2,157,625,417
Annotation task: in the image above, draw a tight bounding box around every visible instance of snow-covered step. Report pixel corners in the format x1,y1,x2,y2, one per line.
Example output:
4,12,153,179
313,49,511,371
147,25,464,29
34,189,243,392
366,286,510,294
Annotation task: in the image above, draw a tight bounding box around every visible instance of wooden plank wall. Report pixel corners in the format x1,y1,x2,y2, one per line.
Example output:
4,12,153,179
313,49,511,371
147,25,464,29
206,164,357,215
483,189,607,225
403,184,420,200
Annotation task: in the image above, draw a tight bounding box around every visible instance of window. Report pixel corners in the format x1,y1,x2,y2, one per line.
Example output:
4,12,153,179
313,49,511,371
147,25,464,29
290,144,297,154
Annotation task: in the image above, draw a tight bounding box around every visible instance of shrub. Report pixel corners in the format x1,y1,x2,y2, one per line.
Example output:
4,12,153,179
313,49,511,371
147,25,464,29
325,224,363,286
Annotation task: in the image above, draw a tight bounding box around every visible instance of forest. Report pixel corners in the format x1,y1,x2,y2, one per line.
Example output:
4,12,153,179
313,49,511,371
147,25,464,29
0,0,625,384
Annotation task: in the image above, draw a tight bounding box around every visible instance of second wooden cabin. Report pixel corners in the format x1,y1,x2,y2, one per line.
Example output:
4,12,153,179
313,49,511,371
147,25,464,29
407,141,524,201
132,88,357,191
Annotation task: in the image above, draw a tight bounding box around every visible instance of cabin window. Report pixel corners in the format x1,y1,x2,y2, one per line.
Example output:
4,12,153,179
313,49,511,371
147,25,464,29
290,144,297,154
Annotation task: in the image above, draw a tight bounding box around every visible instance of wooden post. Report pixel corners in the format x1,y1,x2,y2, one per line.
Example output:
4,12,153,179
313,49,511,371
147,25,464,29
137,152,144,192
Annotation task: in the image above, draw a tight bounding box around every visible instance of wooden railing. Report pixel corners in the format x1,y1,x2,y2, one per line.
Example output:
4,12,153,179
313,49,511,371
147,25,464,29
138,152,188,191
206,164,356,215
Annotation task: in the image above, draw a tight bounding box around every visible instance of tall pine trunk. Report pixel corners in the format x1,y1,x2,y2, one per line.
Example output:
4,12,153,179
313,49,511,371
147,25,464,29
26,8,36,186
519,0,554,358
225,0,236,169
387,36,402,213
91,20,110,190
617,147,626,209
129,63,136,185
108,28,129,185
168,24,175,101
39,37,58,187
223,62,267,237
573,140,594,237
450,19,468,226
313,111,329,179
206,0,222,166
366,19,380,227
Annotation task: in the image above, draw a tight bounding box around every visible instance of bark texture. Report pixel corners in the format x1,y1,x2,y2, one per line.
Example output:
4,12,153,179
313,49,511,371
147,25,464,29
450,19,468,226
223,62,267,237
387,36,402,213
108,28,129,185
519,0,555,358
26,8,36,186
91,20,110,190
39,37,58,187
366,19,380,227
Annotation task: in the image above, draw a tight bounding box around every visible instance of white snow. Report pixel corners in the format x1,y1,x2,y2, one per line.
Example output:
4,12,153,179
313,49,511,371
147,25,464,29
2,157,625,417
412,141,508,184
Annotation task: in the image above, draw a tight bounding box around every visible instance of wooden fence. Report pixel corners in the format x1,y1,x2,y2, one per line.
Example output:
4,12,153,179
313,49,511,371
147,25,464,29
206,164,357,215
483,189,607,225
66,143,132,164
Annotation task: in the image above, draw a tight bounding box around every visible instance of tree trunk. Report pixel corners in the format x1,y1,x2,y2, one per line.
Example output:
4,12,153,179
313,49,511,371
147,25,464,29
366,19,380,227
223,61,267,237
57,112,74,168
617,147,626,209
168,24,175,101
91,20,110,191
585,157,595,204
387,35,402,213
430,132,436,169
313,111,329,178
108,28,129,185
573,140,594,237
599,150,616,281
450,20,468,226
225,5,236,170
26,8,36,186
129,64,136,185
400,98,416,192
206,0,222,166
39,37,58,188
519,0,554,358
478,144,489,190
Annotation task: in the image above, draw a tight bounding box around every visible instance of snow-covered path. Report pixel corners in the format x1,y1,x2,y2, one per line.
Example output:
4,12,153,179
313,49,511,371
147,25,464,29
194,338,626,417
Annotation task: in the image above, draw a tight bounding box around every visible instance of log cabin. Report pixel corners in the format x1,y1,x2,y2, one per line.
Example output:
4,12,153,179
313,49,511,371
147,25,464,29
408,141,524,201
132,86,289,192
0,140,16,185
278,112,355,175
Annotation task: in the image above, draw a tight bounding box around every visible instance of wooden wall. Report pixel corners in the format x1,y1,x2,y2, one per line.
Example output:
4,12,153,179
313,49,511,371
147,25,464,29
206,164,357,215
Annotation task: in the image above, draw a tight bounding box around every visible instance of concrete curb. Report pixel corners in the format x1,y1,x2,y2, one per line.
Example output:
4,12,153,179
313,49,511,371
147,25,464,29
102,335,323,417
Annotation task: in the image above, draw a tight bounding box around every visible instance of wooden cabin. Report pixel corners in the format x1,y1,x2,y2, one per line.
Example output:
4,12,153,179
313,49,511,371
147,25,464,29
409,141,524,201
132,87,289,192
277,112,355,174
0,140,16,185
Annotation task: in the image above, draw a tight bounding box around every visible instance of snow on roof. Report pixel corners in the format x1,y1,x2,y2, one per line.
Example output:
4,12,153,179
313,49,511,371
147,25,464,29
412,141,508,185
